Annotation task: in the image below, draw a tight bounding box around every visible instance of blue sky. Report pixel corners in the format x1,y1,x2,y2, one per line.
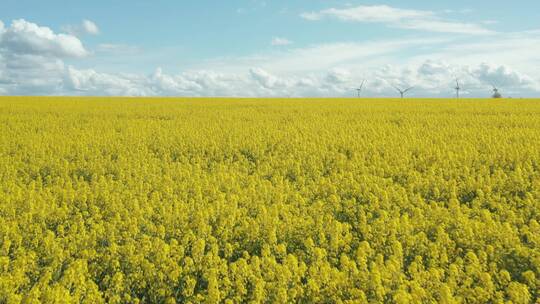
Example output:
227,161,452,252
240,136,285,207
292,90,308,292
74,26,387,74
1,0,540,97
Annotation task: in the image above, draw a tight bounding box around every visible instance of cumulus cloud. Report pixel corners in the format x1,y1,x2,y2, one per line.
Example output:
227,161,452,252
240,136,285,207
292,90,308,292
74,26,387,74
418,60,451,76
0,19,87,58
62,67,287,97
81,20,99,35
0,19,88,94
271,37,292,46
325,68,350,84
63,19,100,36
1,54,65,95
149,67,204,95
60,62,538,98
249,68,288,89
180,70,252,96
470,63,536,89
64,66,150,96
58,67,332,97
374,61,539,96
301,5,493,35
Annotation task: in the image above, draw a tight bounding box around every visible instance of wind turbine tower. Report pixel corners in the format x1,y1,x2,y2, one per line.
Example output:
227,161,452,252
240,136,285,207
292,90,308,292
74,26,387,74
454,78,461,99
492,85,502,98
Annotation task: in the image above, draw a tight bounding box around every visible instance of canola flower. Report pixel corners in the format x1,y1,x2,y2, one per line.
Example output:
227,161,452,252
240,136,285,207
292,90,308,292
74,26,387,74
0,97,539,303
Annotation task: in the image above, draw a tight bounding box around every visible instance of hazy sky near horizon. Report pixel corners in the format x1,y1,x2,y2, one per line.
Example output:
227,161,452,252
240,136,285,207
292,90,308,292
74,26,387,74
1,0,540,97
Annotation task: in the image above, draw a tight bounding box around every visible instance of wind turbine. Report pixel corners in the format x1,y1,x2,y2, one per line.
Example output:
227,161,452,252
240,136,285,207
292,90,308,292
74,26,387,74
392,85,414,98
491,84,502,98
464,71,505,98
354,80,366,97
454,78,461,99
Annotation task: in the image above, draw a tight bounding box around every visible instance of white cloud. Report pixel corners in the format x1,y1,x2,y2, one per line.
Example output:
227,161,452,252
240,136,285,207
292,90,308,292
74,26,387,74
82,20,99,35
271,37,292,46
54,60,539,98
325,68,350,84
470,63,536,89
181,70,254,96
249,68,298,91
1,54,65,95
250,68,280,89
0,19,87,94
1,19,87,58
1,57,537,97
64,66,150,96
303,5,432,23
63,19,100,37
150,67,204,95
375,61,539,96
301,5,493,35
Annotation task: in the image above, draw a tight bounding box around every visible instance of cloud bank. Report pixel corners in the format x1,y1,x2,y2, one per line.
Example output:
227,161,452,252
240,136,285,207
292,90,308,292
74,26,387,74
0,17,539,97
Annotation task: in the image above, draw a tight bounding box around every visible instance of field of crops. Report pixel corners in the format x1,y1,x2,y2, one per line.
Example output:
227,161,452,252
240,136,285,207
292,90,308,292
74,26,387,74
0,97,539,303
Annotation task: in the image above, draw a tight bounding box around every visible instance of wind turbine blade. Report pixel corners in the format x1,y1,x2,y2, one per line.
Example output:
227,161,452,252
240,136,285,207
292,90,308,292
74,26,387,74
391,85,401,93
359,79,366,91
403,87,414,93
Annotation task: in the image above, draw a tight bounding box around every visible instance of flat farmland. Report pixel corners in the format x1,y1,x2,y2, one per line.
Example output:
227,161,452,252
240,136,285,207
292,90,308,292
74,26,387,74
0,97,539,303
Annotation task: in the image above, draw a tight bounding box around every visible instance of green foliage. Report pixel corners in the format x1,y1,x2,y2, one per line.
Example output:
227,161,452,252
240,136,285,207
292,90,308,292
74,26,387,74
0,97,539,303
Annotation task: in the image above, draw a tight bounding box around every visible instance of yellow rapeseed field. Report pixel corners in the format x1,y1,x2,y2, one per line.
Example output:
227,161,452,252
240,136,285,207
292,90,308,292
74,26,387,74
1,97,539,303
